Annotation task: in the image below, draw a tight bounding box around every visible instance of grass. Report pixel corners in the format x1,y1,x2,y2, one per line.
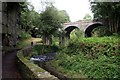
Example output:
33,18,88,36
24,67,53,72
57,54,119,78
17,38,42,49
17,39,32,49
31,38,42,43
78,36,120,44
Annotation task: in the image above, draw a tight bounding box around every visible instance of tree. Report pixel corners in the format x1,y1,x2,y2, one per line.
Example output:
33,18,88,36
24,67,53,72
40,5,62,45
19,2,30,30
20,2,35,31
83,13,92,20
90,1,120,34
58,10,70,23
20,1,69,45
20,1,42,37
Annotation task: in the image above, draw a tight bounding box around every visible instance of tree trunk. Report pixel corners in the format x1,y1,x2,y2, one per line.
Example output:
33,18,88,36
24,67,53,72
116,16,119,33
42,35,52,45
108,18,112,33
59,34,65,45
49,35,52,45
118,17,120,33
42,35,46,44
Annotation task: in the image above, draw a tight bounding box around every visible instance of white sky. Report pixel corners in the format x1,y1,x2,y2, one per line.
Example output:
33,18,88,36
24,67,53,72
28,0,93,22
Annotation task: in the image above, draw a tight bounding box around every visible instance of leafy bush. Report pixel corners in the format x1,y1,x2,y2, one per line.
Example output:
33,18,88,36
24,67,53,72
29,49,38,58
17,39,31,48
19,31,31,40
32,44,59,55
70,28,84,40
52,36,59,46
48,36,120,78
92,26,111,37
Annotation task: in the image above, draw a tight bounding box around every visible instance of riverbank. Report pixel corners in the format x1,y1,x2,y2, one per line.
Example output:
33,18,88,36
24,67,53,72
45,36,120,78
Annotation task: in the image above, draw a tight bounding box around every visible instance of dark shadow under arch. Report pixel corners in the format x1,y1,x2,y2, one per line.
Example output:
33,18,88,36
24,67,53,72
85,23,104,37
65,26,79,39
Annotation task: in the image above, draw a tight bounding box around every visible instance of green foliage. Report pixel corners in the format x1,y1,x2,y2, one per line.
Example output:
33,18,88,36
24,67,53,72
27,44,59,59
90,1,120,33
17,39,31,49
39,5,66,44
20,2,70,44
32,44,59,55
79,36,120,44
20,2,41,37
48,36,120,78
83,13,92,20
20,2,37,30
19,31,31,40
70,28,84,40
52,36,59,46
19,2,71,45
58,10,71,23
40,5,62,36
62,36,120,57
29,49,38,58
57,53,120,78
92,26,109,37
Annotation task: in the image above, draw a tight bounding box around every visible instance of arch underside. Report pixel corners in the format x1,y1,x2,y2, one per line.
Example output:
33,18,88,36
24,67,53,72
85,23,104,37
65,26,79,38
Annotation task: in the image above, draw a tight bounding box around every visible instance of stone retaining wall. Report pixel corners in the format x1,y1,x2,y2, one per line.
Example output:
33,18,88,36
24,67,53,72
16,49,58,79
38,62,68,80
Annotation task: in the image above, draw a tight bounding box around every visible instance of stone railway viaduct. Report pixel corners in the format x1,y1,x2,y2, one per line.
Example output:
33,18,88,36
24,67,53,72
63,20,104,38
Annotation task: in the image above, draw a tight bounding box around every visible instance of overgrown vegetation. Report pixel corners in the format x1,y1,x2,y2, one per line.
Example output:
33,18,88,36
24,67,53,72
70,28,84,39
18,31,31,40
17,38,42,49
17,39,31,49
90,1,120,34
47,36,120,78
28,44,59,58
91,26,110,37
20,1,70,45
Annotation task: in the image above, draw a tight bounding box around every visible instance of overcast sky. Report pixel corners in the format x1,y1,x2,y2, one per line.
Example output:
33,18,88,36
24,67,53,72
28,0,93,22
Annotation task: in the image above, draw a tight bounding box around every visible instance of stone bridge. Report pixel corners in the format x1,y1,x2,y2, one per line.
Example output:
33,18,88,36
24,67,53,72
62,20,104,37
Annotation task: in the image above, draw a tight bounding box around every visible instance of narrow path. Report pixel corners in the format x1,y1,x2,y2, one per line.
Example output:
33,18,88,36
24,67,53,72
2,50,22,79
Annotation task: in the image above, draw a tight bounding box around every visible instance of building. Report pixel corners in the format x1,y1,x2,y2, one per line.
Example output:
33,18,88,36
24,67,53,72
1,2,21,49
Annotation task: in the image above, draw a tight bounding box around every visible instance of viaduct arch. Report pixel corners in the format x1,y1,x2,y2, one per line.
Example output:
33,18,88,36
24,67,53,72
85,22,103,37
65,26,79,39
63,20,104,38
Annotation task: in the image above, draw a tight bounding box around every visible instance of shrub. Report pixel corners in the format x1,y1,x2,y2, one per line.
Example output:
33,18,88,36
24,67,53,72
48,36,120,78
32,44,59,55
19,31,31,40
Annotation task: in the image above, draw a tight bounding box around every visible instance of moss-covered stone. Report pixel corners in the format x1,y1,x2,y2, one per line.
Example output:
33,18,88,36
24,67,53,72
16,50,58,79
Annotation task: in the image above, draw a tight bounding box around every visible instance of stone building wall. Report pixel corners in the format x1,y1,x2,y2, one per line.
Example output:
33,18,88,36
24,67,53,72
2,2,20,48
0,1,2,51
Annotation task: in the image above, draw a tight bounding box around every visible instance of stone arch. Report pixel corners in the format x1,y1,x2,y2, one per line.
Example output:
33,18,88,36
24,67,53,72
85,22,104,37
65,26,79,39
